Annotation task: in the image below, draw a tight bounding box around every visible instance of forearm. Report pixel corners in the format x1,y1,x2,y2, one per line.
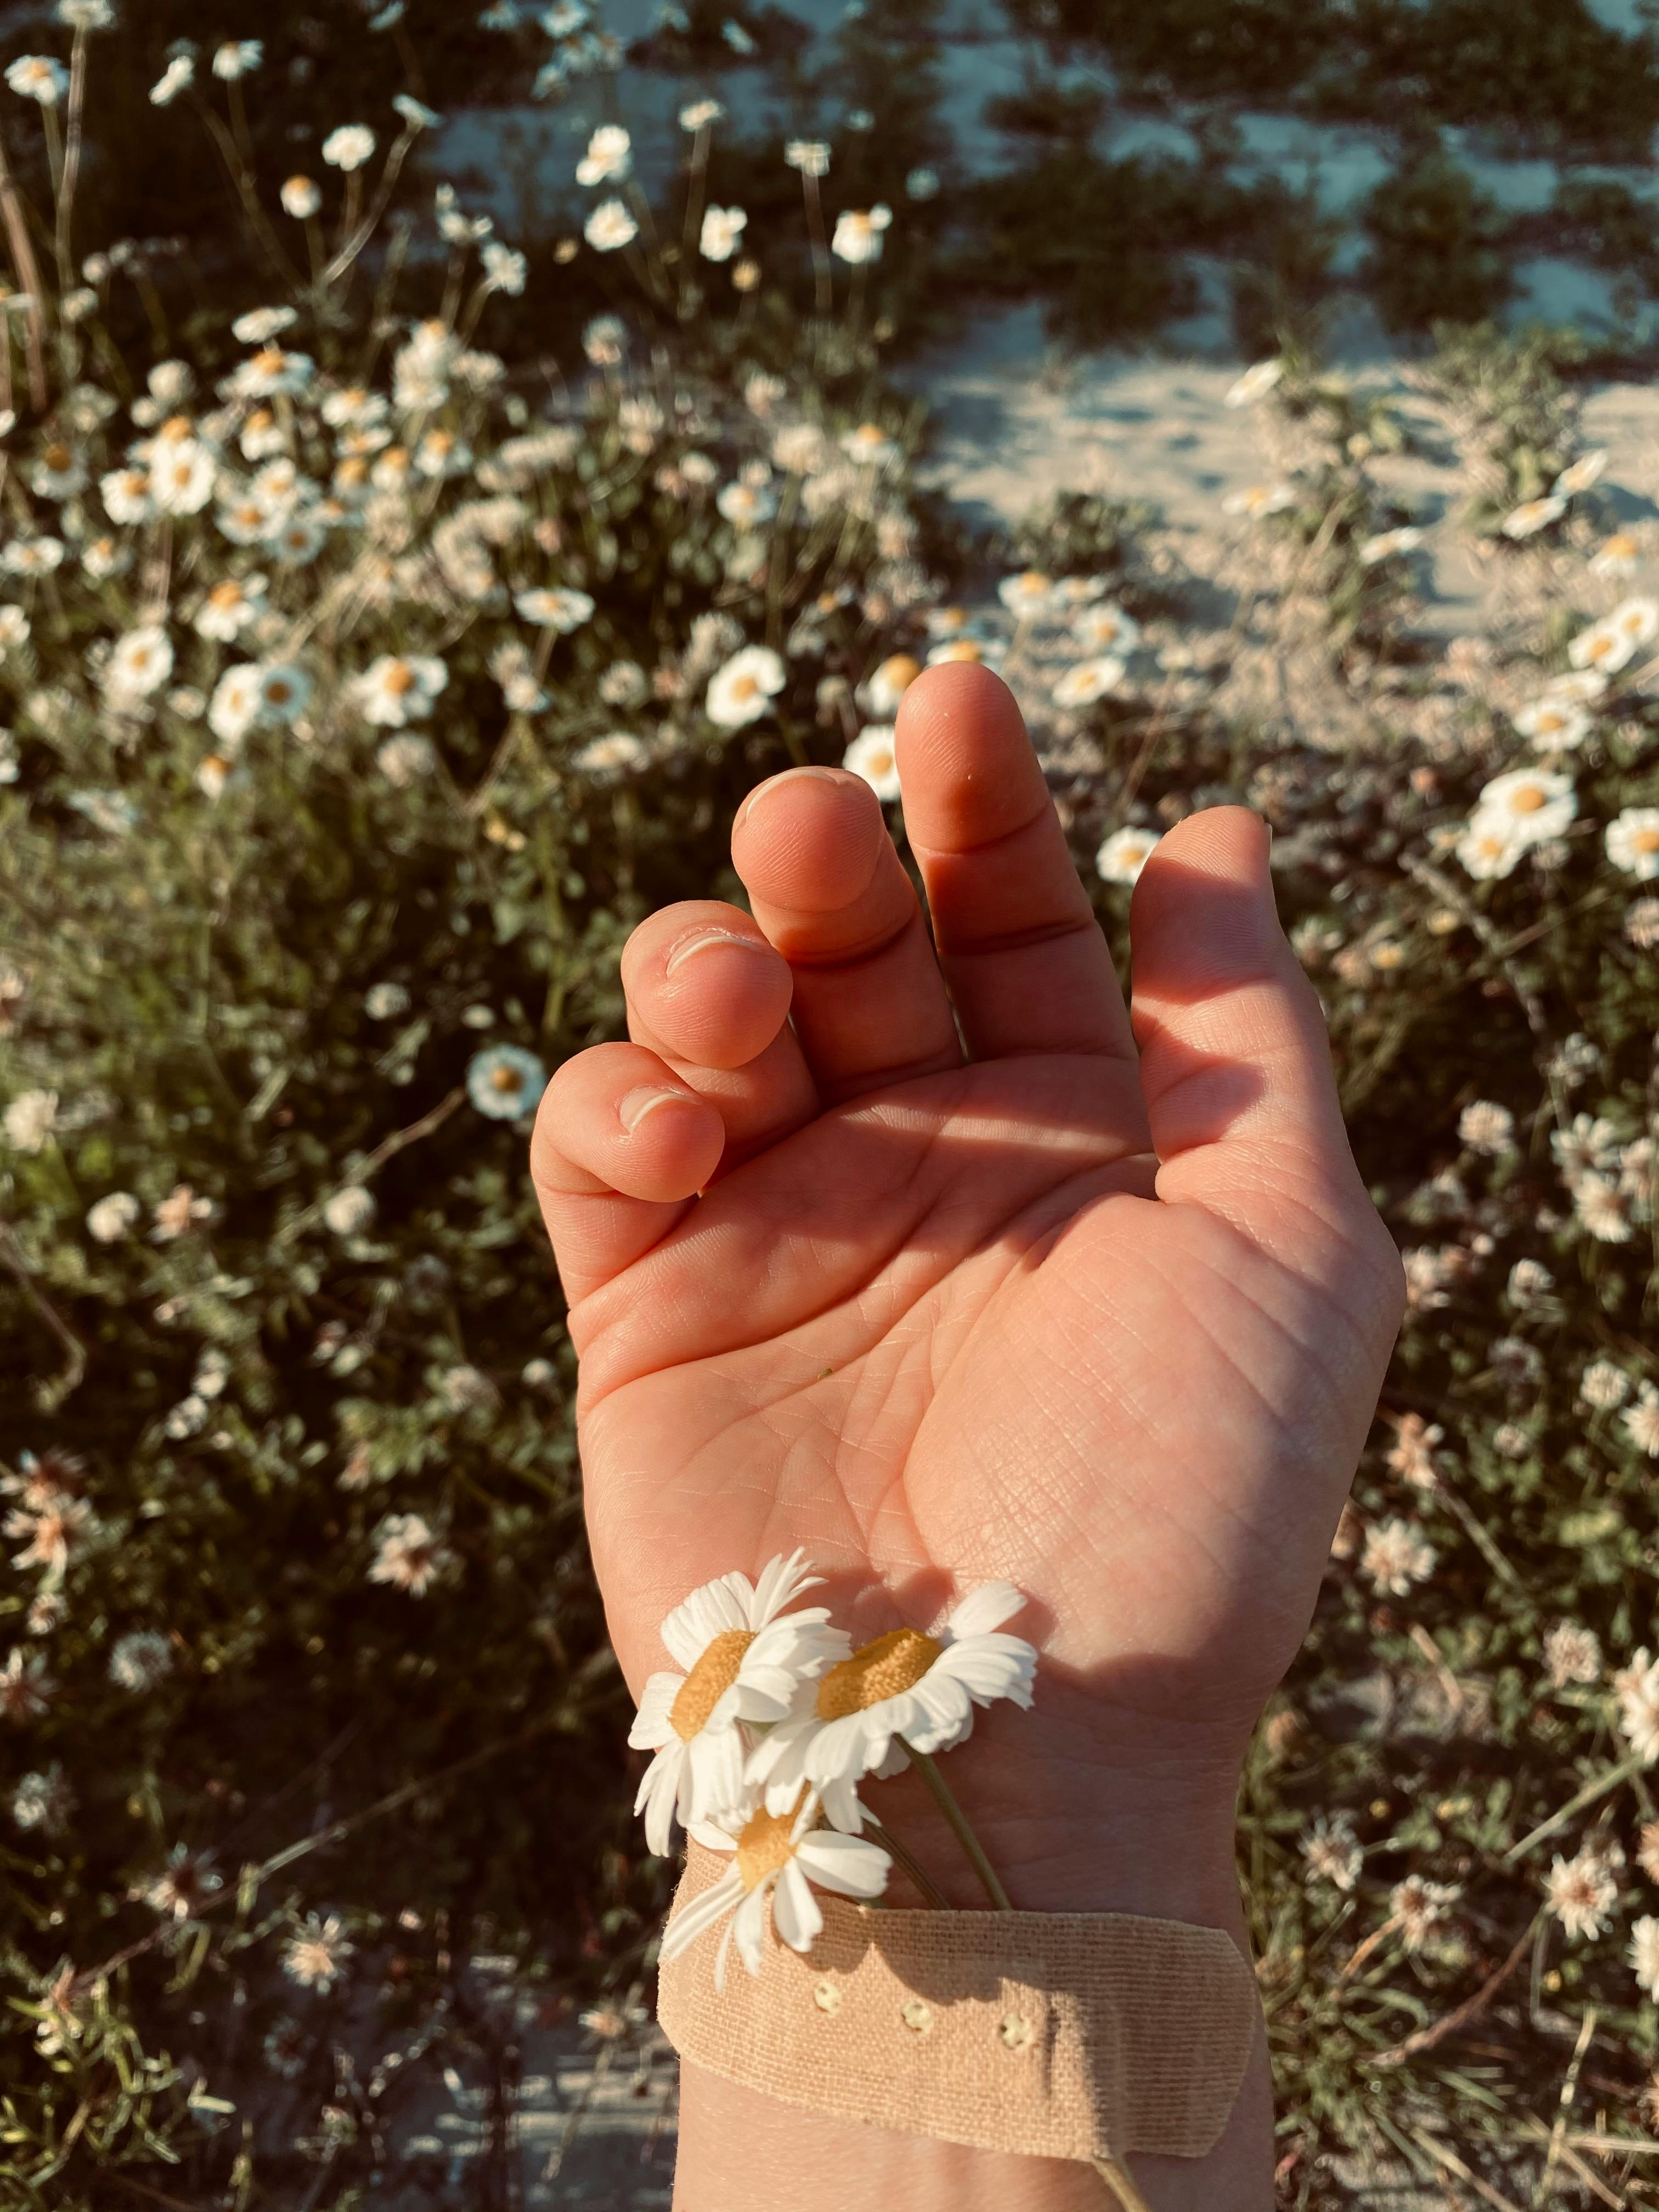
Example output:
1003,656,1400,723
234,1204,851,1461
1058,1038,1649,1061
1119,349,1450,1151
669,1684,1274,2212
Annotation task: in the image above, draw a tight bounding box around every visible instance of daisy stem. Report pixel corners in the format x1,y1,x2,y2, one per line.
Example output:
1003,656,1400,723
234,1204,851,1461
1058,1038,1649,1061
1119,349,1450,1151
904,1746,1012,1912
860,1812,950,1911
1091,2152,1155,2212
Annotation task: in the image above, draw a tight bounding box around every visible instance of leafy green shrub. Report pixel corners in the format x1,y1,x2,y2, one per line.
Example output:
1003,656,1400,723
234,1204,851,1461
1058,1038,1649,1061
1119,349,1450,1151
1362,150,1516,337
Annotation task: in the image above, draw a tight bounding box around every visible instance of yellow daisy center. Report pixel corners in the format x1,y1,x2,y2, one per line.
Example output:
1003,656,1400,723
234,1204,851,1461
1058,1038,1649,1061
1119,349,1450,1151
489,1064,523,1093
876,653,919,692
670,1627,756,1740
735,1801,799,1891
1510,787,1546,813
209,581,244,608
384,662,416,694
816,1628,942,1720
1634,828,1659,854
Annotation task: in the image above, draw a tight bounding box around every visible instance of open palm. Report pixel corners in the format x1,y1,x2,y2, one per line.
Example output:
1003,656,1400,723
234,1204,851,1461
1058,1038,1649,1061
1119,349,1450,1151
533,664,1403,1869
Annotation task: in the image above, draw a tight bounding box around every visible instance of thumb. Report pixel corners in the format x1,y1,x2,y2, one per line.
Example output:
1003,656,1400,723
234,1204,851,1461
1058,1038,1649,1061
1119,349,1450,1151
1127,807,1375,1251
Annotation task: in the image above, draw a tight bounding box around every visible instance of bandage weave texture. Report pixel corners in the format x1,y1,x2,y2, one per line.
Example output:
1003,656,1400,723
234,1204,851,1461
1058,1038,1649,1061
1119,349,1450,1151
657,1844,1260,2164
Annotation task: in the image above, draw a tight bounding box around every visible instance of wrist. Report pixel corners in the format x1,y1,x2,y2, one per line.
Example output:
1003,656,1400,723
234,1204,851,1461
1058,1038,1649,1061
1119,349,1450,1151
882,1669,1248,1927
668,1673,1267,2212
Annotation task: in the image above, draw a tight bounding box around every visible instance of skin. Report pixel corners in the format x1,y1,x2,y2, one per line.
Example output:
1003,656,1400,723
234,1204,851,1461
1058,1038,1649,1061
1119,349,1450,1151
532,663,1406,2210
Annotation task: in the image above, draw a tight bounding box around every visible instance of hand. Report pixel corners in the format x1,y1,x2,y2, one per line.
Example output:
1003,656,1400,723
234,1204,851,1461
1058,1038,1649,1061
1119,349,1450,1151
532,663,1404,2210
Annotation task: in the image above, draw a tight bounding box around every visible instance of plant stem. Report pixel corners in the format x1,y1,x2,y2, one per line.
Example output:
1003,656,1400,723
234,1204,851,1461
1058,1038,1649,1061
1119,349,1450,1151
1503,1756,1643,1864
1091,2152,1155,2212
860,1812,950,1910
903,1744,1013,1911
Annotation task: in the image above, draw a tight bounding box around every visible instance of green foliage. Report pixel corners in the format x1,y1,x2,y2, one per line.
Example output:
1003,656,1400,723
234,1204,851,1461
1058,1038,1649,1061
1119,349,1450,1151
1362,151,1516,337
1007,0,1659,156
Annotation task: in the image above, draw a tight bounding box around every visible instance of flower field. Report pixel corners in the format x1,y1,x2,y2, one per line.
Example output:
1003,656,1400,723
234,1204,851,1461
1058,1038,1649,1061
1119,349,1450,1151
3,4,1659,2207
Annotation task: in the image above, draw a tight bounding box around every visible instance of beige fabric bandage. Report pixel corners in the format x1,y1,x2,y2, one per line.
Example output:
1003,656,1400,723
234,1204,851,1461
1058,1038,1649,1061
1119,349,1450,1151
657,1844,1259,2165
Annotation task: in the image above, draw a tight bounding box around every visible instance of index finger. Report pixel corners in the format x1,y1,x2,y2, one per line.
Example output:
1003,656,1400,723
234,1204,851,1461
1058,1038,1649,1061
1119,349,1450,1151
894,663,1141,1067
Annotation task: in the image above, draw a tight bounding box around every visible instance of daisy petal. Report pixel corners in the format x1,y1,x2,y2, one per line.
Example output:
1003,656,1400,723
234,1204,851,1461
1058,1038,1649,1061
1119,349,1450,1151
662,1577,750,1666
659,1867,743,1965
748,1547,822,1627
627,1671,682,1749
733,1885,770,1976
773,1858,823,1952
932,1634,1037,1705
686,1717,747,1822
634,1743,684,1857
797,1830,891,1900
944,1581,1026,1640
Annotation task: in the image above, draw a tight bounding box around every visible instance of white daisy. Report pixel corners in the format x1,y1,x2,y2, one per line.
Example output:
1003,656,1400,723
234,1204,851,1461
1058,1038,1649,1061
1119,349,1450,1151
706,644,786,730
1632,1915,1659,2001
368,1511,450,1595
748,1583,1036,1833
1500,495,1566,541
208,664,263,749
699,205,747,262
515,586,594,632
1471,766,1576,847
862,652,920,716
1544,668,1609,703
1223,482,1297,518
1455,812,1528,881
843,723,900,801
660,1793,890,1989
572,731,649,781
6,55,67,105
104,625,174,703
1360,1516,1436,1596
194,574,267,642
830,205,890,265
255,664,310,727
715,479,776,528
1544,1845,1617,1940
630,1551,849,1854
149,438,217,516
1570,596,1659,675
1607,808,1659,881
1512,698,1590,751
997,569,1054,618
1053,654,1126,708
1071,602,1141,655
1095,825,1161,885
1224,358,1284,408
1616,1646,1659,1762
585,199,637,253
1358,526,1425,565
357,653,447,726
1591,532,1639,577
575,123,631,185
1554,449,1607,496
321,124,376,172
840,421,898,468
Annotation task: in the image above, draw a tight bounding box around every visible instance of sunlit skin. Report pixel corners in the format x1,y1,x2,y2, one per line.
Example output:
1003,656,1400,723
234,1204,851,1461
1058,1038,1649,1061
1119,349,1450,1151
533,663,1404,2211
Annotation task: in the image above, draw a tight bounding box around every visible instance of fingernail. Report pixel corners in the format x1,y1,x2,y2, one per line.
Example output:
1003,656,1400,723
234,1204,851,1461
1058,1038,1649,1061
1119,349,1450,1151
736,765,845,832
664,926,770,977
618,1086,693,1133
